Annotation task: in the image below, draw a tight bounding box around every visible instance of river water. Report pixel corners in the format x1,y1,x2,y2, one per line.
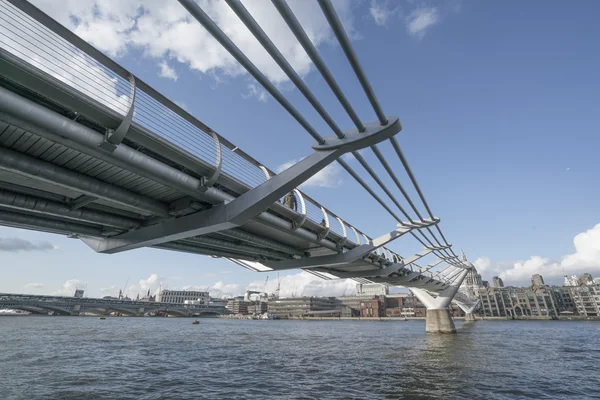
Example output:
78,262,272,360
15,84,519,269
1,317,599,399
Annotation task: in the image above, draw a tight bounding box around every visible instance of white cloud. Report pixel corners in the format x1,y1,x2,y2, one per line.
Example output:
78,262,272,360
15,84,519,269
182,281,242,298
29,0,356,86
562,223,600,269
139,274,162,293
0,13,130,115
477,223,600,285
248,271,356,298
0,237,56,252
405,7,439,39
243,83,268,103
25,283,45,289
474,257,492,274
53,279,83,296
158,60,178,81
369,0,399,26
276,159,343,188
99,286,118,295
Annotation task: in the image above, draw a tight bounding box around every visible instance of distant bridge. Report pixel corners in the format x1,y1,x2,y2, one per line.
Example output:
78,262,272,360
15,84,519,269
0,293,225,317
0,0,478,332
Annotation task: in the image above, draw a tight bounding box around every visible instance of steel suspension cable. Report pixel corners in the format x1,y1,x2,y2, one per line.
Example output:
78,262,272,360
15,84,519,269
216,0,446,262
317,0,387,125
315,0,459,261
390,137,459,258
180,0,461,269
225,0,345,139
177,0,325,145
271,0,365,132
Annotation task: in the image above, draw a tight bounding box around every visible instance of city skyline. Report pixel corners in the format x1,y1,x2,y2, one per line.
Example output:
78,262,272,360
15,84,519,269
1,0,600,297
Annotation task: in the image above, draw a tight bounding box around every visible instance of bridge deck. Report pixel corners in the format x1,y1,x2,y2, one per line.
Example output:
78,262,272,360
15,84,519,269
0,0,471,294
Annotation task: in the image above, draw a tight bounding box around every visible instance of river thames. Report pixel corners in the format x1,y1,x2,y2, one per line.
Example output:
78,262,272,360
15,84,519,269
1,317,599,399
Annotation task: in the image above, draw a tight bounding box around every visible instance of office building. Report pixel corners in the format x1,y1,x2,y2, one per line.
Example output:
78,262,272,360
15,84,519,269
157,290,209,304
268,297,339,317
531,274,545,288
356,283,389,296
492,276,504,288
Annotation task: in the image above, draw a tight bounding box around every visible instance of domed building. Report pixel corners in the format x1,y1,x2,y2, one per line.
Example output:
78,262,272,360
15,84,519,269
459,250,483,298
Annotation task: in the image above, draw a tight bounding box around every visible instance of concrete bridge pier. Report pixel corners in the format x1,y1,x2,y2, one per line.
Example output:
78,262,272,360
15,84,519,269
411,269,470,334
137,307,145,317
425,309,456,333
464,312,476,322
71,304,81,316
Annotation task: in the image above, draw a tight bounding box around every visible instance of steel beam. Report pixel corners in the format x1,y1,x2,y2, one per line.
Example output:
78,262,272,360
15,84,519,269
0,209,103,236
79,149,337,253
218,230,305,257
0,188,140,230
184,236,290,260
0,147,170,217
70,195,98,211
154,242,257,261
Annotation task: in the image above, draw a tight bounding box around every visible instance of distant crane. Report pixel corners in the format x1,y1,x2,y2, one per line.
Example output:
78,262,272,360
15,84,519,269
275,273,281,299
121,276,130,299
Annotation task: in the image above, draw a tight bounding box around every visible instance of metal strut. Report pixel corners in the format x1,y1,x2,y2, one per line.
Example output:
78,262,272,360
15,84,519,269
291,189,307,230
81,117,402,254
335,216,347,249
99,74,136,152
200,130,222,190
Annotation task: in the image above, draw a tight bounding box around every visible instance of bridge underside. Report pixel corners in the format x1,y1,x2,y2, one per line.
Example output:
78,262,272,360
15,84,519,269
0,0,480,331
0,67,455,294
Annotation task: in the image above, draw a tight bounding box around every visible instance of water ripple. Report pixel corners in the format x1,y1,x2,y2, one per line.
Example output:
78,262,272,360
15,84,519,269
1,318,600,399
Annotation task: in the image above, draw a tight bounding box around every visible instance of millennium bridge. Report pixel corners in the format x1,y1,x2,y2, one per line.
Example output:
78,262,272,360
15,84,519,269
0,293,225,317
0,0,479,332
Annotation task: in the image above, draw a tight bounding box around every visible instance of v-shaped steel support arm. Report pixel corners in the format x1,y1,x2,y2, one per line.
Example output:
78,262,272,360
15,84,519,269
82,118,401,254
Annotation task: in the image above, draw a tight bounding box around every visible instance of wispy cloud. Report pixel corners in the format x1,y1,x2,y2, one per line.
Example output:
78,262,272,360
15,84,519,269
369,0,400,26
158,60,178,81
405,7,439,39
25,283,45,289
0,237,56,252
243,83,268,103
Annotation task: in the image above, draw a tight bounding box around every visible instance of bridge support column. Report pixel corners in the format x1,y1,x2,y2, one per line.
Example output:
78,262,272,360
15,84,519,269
71,304,81,316
137,307,145,317
410,268,470,334
454,299,480,323
425,309,456,333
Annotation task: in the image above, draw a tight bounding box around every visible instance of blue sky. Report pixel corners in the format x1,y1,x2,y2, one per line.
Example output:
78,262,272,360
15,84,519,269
1,0,599,297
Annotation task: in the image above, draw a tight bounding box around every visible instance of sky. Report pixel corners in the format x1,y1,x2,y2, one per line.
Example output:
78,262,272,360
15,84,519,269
1,0,599,298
